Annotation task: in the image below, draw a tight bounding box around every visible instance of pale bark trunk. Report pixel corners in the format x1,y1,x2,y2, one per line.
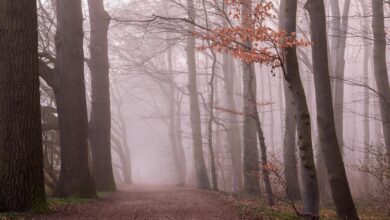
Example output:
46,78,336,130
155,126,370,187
305,0,358,219
361,0,371,193
223,54,243,192
0,0,47,211
242,0,261,195
186,0,210,189
167,45,186,186
330,0,351,152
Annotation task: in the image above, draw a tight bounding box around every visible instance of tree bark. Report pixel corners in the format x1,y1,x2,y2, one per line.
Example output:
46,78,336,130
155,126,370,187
223,54,243,193
241,0,261,195
330,0,351,152
186,0,211,190
279,0,302,202
372,0,390,167
87,0,116,192
305,0,358,219
0,0,47,211
361,0,371,194
281,0,319,216
55,0,96,198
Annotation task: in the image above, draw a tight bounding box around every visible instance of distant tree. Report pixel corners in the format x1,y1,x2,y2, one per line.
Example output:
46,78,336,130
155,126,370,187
0,0,47,211
186,0,211,190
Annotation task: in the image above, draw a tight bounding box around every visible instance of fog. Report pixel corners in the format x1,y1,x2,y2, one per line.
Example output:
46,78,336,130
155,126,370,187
2,0,388,217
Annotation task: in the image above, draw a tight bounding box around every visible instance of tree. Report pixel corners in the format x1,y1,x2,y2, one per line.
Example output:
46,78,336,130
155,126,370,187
55,0,96,198
241,0,261,196
0,0,47,211
329,0,351,152
87,0,117,192
186,0,211,190
304,0,358,219
279,0,302,202
372,0,390,167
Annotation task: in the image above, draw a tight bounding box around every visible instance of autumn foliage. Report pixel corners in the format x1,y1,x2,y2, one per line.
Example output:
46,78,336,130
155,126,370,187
195,0,310,68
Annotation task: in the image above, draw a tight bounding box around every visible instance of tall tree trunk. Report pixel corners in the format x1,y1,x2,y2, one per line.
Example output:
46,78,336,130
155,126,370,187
242,0,261,195
167,45,186,186
186,0,211,190
330,0,351,152
0,0,47,211
372,0,390,167
55,0,96,198
87,0,116,192
223,54,243,193
305,1,358,219
361,0,371,194
207,52,218,191
281,0,319,216
279,0,302,201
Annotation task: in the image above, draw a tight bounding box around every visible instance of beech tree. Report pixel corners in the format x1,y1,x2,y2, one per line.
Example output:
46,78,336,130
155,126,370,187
0,0,47,211
305,0,358,219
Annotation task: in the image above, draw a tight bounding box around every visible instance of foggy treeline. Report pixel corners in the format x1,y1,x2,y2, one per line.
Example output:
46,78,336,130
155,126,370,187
0,0,389,219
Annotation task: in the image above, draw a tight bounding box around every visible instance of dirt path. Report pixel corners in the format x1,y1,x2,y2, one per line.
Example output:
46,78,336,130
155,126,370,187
36,185,239,220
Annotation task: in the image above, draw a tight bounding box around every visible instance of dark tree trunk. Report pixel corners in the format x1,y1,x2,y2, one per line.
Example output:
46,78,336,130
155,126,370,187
281,0,320,217
87,0,116,192
186,0,211,190
305,0,358,219
55,0,96,198
0,0,47,212
279,0,302,202
372,0,390,167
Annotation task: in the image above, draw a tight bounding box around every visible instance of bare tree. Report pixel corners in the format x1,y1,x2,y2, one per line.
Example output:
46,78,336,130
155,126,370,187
305,0,358,218
87,0,117,192
372,0,390,167
55,0,96,198
186,0,211,190
0,0,47,211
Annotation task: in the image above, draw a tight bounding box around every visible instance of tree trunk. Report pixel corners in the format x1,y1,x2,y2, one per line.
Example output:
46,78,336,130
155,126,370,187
361,0,371,194
207,50,218,191
186,0,211,190
87,0,116,192
241,0,261,195
0,0,47,211
305,0,358,219
281,0,319,216
167,44,186,186
55,0,96,198
330,0,351,152
372,0,390,167
223,54,243,193
279,0,302,202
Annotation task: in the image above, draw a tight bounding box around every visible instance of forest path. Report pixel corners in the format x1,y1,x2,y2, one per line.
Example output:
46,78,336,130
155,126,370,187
38,185,239,220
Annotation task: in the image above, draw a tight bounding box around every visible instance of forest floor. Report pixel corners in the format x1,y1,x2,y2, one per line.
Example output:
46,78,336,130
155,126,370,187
1,185,388,219
34,184,239,220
